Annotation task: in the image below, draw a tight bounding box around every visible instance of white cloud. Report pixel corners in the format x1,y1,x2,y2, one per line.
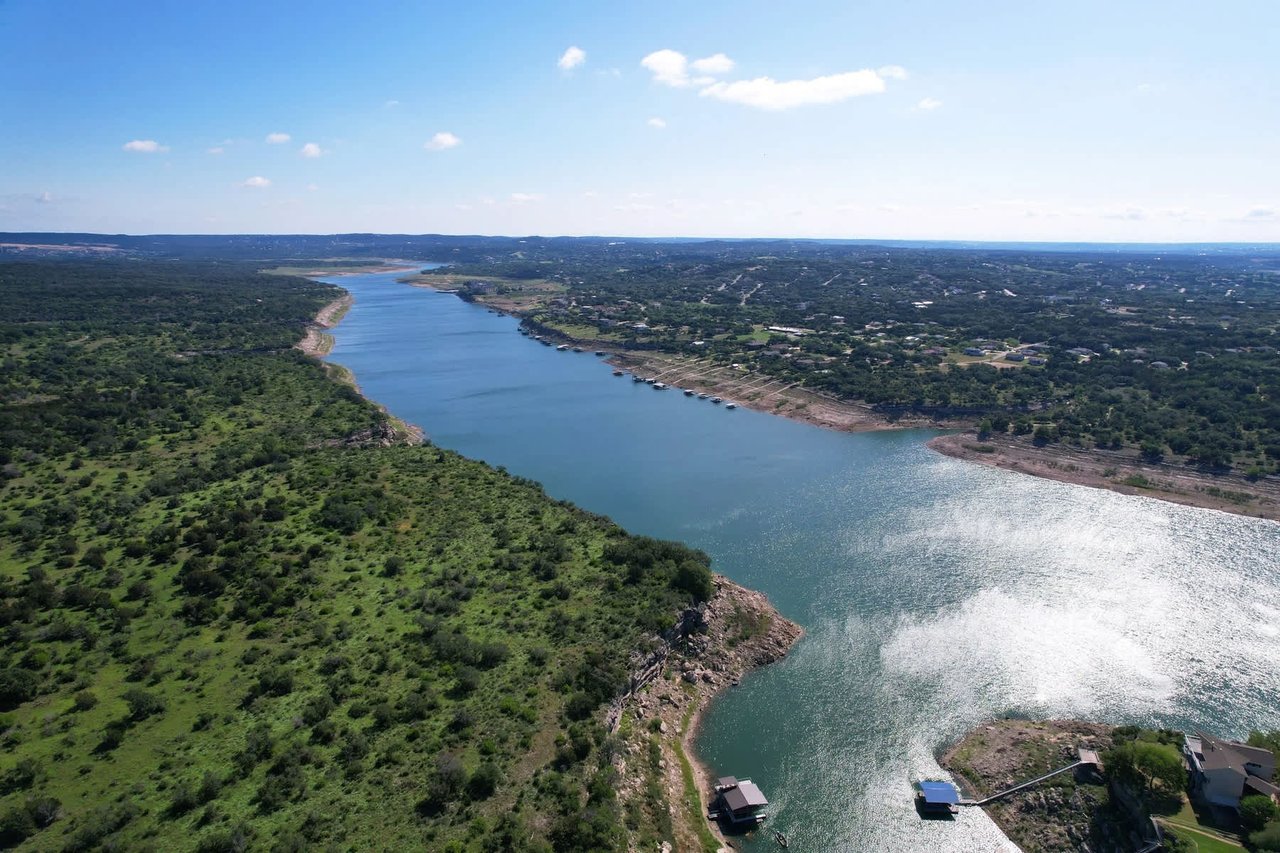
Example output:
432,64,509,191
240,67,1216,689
265,132,291,144
1245,206,1276,221
384,99,401,108
510,192,542,204
691,53,734,74
917,97,943,111
700,68,890,110
642,50,738,88
123,139,167,153
207,146,225,155
558,46,586,71
425,131,461,151
878,65,908,80
647,117,667,129
614,202,655,212
241,176,271,188
641,49,692,87
306,183,319,192
36,191,54,204
300,142,324,158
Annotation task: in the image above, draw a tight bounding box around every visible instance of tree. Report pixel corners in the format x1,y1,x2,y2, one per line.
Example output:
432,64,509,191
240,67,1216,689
1105,741,1185,800
1241,795,1279,833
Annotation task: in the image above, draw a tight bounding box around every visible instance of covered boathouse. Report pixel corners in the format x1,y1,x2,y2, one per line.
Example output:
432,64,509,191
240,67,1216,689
711,776,769,826
916,781,961,815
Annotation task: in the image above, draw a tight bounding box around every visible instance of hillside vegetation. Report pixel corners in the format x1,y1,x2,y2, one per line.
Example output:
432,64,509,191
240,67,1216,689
0,262,711,851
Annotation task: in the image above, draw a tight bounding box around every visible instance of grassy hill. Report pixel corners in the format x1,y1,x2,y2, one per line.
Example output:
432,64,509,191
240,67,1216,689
0,261,711,851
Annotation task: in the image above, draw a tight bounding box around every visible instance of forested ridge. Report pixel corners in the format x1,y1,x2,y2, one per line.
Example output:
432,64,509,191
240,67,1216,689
0,261,711,851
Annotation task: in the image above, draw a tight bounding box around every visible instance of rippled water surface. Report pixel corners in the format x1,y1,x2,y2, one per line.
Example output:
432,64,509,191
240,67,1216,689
323,270,1280,852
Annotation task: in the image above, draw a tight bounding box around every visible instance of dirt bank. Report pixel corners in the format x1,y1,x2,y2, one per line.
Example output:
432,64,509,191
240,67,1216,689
930,432,1280,522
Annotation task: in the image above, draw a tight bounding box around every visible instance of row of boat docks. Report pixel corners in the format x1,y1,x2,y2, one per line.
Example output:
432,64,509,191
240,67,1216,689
621,372,738,408
518,327,741,409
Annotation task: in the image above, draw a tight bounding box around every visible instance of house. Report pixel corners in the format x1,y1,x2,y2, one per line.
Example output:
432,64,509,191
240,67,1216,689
963,347,985,357
711,777,769,826
1184,732,1277,809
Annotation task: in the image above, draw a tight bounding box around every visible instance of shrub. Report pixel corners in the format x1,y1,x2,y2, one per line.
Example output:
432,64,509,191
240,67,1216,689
467,763,501,800
122,687,165,721
0,668,41,709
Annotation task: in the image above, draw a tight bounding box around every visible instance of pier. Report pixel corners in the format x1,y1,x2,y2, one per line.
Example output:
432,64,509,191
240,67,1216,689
958,748,1100,807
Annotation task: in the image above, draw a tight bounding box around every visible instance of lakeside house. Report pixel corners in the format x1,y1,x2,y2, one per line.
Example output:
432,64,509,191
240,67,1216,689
1184,732,1279,809
711,777,769,826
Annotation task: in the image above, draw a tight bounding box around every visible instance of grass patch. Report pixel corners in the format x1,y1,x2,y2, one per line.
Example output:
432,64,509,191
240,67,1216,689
674,705,720,853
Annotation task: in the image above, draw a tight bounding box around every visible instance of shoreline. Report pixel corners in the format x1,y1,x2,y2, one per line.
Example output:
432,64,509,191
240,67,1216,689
611,575,803,850
929,433,1280,522
312,272,804,847
403,275,1279,523
940,719,1122,853
298,290,425,445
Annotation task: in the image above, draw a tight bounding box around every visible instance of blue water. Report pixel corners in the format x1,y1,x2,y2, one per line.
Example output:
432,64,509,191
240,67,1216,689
323,269,1280,852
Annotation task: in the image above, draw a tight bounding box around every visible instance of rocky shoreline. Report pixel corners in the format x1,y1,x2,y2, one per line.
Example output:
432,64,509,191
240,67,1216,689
611,575,803,851
941,719,1136,853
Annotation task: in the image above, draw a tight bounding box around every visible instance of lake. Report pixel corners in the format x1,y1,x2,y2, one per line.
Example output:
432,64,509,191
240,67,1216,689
322,269,1280,852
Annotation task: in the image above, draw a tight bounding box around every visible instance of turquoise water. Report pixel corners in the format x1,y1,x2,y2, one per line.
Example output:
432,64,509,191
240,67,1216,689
323,270,1280,852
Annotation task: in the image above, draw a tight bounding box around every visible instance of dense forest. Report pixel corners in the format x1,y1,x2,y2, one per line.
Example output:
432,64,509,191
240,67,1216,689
422,241,1280,476
0,261,712,851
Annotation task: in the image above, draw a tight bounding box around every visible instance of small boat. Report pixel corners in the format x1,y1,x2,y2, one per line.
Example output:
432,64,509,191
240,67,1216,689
725,403,737,409
540,339,551,346
519,328,529,335
595,350,605,356
711,397,723,404
683,389,694,396
698,393,709,399
774,830,789,848
613,369,624,377
646,378,656,385
633,376,646,383
556,344,569,351
653,383,667,390
572,347,583,353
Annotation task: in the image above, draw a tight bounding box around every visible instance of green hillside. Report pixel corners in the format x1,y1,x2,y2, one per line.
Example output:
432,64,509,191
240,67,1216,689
0,262,709,851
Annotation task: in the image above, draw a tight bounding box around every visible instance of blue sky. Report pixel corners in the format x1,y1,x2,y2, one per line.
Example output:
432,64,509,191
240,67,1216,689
2,0,1277,240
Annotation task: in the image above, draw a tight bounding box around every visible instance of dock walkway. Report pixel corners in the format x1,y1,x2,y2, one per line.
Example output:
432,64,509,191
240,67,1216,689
960,761,1083,807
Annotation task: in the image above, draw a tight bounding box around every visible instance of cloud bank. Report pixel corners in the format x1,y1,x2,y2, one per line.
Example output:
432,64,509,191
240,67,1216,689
642,49,904,110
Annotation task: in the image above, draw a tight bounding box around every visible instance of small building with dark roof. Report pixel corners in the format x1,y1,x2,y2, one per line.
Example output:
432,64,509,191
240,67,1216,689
711,777,769,826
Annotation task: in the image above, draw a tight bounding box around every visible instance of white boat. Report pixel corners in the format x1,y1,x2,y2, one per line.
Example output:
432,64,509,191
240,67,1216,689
725,403,737,409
